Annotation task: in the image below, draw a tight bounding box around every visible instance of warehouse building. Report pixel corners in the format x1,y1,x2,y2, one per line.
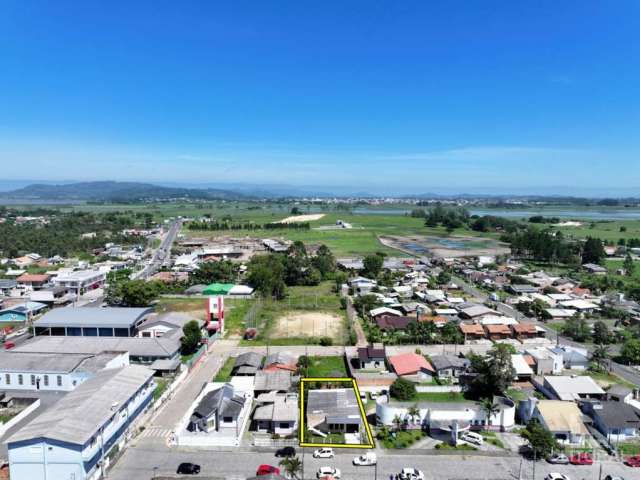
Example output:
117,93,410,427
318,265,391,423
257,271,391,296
33,307,152,337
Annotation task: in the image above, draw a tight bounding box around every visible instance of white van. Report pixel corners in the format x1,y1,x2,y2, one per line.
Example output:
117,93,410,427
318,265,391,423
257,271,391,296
461,431,483,445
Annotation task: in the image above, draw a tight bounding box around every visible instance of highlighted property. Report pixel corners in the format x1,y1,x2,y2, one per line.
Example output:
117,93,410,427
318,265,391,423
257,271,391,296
299,377,375,449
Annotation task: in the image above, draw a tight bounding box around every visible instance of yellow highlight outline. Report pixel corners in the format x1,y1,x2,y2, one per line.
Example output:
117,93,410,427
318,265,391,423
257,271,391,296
299,377,375,449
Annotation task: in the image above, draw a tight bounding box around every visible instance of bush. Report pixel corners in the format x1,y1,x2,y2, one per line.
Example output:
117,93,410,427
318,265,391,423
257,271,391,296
319,336,333,346
390,377,417,401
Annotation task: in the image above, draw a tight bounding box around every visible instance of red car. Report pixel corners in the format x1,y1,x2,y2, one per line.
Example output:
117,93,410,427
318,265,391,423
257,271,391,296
624,454,640,467
569,452,593,465
256,465,281,476
3,341,15,350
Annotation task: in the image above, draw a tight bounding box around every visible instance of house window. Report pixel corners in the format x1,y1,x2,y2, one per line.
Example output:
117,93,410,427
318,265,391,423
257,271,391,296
31,375,36,386
5,374,10,385
56,375,62,387
44,375,49,387
18,374,23,385
223,417,233,423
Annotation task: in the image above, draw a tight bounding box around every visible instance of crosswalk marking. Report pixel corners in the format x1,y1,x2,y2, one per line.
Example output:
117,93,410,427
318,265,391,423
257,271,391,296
139,427,172,439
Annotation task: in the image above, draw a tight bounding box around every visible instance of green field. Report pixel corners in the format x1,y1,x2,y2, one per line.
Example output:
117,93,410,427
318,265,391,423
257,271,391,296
305,355,348,377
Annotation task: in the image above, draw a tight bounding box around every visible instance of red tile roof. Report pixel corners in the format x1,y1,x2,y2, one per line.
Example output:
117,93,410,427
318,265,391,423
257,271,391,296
375,315,414,330
459,323,485,335
511,323,537,334
484,324,511,335
16,273,50,283
388,352,434,376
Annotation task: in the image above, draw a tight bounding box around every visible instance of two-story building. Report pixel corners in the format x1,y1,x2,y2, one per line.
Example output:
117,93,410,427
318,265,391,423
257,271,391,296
6,365,155,480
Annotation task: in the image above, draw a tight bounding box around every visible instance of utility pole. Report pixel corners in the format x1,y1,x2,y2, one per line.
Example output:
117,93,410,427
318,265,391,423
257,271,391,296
518,458,523,480
532,449,536,480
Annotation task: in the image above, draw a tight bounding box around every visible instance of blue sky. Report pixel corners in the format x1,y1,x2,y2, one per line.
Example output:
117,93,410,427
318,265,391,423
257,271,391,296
0,1,638,194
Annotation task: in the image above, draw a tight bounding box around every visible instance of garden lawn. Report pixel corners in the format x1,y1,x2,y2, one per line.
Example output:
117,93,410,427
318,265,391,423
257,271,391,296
306,356,348,378
414,392,466,402
214,357,235,382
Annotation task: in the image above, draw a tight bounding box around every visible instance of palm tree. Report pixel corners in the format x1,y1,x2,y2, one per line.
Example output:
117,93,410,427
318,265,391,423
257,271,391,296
278,456,302,480
481,398,500,431
407,405,421,426
592,344,611,371
392,414,403,432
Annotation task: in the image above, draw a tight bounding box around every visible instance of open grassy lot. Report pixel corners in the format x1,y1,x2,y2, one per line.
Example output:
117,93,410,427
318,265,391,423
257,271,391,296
553,219,640,242
239,283,349,346
605,258,640,280
214,357,235,382
305,355,348,378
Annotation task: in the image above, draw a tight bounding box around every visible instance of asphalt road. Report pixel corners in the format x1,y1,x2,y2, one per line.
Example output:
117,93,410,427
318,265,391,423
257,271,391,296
109,445,633,480
136,218,182,280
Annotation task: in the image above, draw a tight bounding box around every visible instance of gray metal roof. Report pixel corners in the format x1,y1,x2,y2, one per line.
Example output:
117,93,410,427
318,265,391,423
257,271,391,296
191,384,245,423
0,351,119,374
254,371,292,392
233,352,264,370
6,365,154,446
307,388,360,418
34,306,152,329
12,335,180,359
430,354,470,371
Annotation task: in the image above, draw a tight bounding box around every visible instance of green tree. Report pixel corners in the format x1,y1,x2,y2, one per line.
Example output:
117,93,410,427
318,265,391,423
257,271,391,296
623,253,635,277
620,338,640,365
436,270,452,285
190,260,237,285
362,253,384,278
180,320,202,355
469,344,516,398
581,236,605,265
246,254,287,299
278,456,302,479
390,377,417,401
562,315,591,343
407,405,421,425
521,419,558,459
592,320,611,345
311,244,336,279
119,280,161,307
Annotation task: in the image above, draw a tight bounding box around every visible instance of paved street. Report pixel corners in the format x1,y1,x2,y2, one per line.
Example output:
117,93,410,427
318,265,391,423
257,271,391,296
134,218,182,280
110,445,633,480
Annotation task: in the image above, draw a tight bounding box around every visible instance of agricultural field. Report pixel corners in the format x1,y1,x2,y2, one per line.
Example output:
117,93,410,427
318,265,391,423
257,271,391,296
552,219,640,242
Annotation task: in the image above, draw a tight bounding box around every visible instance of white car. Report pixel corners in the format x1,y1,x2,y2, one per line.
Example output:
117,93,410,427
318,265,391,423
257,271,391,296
397,467,425,480
313,448,334,459
545,474,570,480
460,431,483,445
317,466,341,479
353,452,377,466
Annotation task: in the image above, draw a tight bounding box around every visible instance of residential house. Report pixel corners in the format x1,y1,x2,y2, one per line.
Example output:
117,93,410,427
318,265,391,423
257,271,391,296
306,388,362,435
545,308,577,320
349,277,377,295
511,354,534,381
559,299,599,315
583,263,607,275
356,344,386,370
483,324,511,341
16,273,50,291
521,399,589,445
52,270,106,295
254,371,293,395
375,315,415,331
459,323,486,341
430,355,469,381
542,375,605,401
29,286,75,306
263,352,297,373
507,284,539,295
549,345,590,371
525,347,563,375
253,392,299,436
510,322,538,341
232,352,264,376
458,305,497,320
0,279,17,296
584,400,640,442
187,383,246,433
137,312,199,339
388,353,435,381
369,306,403,319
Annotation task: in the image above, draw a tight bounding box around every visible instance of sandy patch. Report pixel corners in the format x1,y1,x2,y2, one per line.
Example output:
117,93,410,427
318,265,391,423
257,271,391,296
553,221,583,227
278,213,326,224
274,311,343,338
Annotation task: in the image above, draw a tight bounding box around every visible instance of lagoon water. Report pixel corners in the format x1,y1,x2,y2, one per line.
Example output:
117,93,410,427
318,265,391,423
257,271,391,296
354,207,640,220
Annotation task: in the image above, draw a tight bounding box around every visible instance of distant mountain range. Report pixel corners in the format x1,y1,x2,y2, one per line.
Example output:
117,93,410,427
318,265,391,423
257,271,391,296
1,181,245,201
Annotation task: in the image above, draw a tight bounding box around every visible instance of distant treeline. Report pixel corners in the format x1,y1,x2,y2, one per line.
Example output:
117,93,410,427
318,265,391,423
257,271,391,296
187,220,310,231
528,215,561,224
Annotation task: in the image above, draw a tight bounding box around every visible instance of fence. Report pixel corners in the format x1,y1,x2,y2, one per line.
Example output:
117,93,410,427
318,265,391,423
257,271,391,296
185,344,208,371
253,434,298,448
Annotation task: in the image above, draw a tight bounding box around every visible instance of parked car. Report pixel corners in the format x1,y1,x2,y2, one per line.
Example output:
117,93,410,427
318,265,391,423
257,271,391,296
460,431,483,446
569,452,593,465
624,454,640,467
316,466,341,479
177,463,201,475
604,476,625,480
545,474,570,480
256,464,281,476
396,467,425,480
313,448,334,458
3,341,15,350
369,392,378,400
353,452,377,466
275,446,296,457
547,453,570,465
